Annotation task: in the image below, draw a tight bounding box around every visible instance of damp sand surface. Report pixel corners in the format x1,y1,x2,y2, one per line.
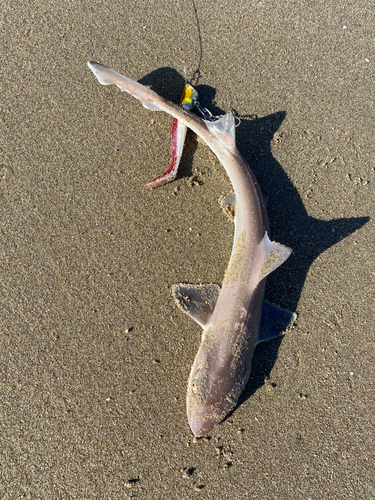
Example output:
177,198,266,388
1,1,374,498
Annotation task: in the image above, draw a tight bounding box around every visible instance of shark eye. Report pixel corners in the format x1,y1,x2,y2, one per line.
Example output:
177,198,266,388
191,372,207,396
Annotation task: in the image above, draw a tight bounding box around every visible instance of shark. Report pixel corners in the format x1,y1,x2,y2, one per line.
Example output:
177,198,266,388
87,61,296,436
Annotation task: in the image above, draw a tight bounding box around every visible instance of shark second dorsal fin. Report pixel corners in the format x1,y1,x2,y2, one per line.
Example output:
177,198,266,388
204,112,237,153
171,283,221,329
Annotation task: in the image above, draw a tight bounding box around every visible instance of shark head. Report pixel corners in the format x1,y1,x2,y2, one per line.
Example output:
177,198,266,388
187,367,224,437
186,331,248,437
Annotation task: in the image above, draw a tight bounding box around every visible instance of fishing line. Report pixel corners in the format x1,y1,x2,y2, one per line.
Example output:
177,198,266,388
174,0,188,85
174,0,203,86
142,0,219,121
142,0,157,62
189,0,203,86
142,0,203,88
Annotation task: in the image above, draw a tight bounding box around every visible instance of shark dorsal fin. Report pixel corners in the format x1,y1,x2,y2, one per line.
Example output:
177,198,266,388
258,232,292,282
171,283,221,329
204,112,237,153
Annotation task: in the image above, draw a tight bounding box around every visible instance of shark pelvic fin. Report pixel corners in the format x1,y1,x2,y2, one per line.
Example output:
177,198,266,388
220,192,237,221
171,283,221,328
257,301,297,344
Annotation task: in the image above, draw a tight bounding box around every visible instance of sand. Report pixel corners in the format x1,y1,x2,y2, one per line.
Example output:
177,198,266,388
1,0,374,498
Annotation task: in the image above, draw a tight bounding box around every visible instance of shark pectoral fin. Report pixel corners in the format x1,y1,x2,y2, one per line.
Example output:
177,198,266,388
219,192,237,221
171,283,221,328
88,62,162,111
257,301,297,344
258,232,292,282
204,112,237,153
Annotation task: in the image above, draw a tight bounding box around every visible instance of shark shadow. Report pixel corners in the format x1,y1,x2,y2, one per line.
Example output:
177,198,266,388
233,111,369,411
140,67,369,418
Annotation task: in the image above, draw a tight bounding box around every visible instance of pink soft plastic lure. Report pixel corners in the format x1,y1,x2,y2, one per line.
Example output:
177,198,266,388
145,84,198,188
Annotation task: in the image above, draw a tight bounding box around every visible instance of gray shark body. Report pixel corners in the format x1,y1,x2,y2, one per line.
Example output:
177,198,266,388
88,62,295,436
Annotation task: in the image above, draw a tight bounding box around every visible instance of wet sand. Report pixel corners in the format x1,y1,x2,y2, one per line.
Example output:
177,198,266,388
1,0,374,498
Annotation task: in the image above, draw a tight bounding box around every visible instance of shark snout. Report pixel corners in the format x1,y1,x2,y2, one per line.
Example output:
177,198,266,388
187,403,221,437
187,380,227,437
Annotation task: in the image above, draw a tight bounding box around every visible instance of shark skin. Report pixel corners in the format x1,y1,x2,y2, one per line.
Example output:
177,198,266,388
88,62,295,437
